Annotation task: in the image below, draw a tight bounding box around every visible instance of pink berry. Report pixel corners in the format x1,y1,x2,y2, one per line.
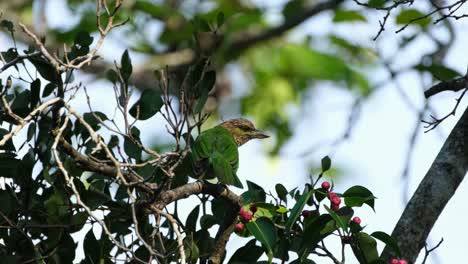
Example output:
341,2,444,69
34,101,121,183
239,207,253,222
321,181,331,191
302,210,311,217
331,196,341,205
390,259,399,264
249,203,258,213
352,216,361,225
398,260,407,264
328,192,337,199
234,223,244,232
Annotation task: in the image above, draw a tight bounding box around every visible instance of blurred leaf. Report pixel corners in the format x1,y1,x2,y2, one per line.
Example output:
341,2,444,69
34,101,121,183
333,10,366,23
217,12,225,27
396,9,431,28
414,63,461,81
283,0,305,20
0,20,14,33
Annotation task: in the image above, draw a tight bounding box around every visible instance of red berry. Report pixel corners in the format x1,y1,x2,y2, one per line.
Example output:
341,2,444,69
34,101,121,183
331,203,340,211
352,216,361,225
234,223,244,232
239,207,253,222
302,210,311,217
390,259,399,264
249,203,258,213
321,181,331,191
328,192,337,199
398,260,407,264
331,196,341,205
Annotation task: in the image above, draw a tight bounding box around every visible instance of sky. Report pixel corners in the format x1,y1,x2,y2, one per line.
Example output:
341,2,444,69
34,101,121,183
1,0,468,263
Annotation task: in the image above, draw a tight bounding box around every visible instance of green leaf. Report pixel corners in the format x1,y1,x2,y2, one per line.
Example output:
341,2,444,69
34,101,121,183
42,83,57,97
301,214,334,253
184,239,200,263
121,49,133,81
217,12,225,27
285,189,312,230
30,78,41,107
275,183,288,202
28,56,61,84
324,205,348,231
355,232,379,263
333,10,366,23
242,180,266,203
129,89,163,120
200,215,217,230
396,9,431,28
371,231,401,257
414,63,461,81
185,205,200,234
75,31,94,47
124,139,141,161
368,0,388,8
83,229,100,263
193,16,211,32
229,239,264,263
321,156,331,172
343,185,376,210
0,20,14,33
27,123,36,141
246,217,277,263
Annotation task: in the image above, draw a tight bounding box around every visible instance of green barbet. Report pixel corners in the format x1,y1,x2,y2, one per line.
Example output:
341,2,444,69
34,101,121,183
191,118,269,188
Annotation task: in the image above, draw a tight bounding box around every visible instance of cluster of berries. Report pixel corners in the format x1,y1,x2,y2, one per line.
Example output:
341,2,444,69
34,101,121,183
302,181,362,225
390,258,407,264
321,181,342,211
235,203,257,232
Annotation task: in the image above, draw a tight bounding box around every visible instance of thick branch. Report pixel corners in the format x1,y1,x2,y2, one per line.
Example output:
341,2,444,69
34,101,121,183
154,182,241,209
381,106,468,262
424,75,468,98
229,0,344,52
55,133,156,193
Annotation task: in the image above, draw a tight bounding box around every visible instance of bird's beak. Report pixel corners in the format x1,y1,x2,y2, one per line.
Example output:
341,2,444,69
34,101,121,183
250,130,269,139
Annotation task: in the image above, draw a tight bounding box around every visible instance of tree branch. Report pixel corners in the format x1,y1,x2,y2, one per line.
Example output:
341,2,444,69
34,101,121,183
229,0,344,53
381,106,468,262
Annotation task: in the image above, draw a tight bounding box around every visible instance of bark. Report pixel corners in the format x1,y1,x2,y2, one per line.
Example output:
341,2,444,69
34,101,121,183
381,107,468,262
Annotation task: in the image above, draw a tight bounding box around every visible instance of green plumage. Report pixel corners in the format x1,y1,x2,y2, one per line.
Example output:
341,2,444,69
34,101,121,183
191,126,243,188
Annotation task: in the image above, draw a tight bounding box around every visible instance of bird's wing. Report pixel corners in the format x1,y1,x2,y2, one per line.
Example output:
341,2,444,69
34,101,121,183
192,126,243,188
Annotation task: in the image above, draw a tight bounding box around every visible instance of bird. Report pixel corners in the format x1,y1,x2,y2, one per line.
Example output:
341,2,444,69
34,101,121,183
191,118,269,188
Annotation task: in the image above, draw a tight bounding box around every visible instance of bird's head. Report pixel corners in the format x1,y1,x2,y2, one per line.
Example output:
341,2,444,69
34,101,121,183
220,118,269,146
